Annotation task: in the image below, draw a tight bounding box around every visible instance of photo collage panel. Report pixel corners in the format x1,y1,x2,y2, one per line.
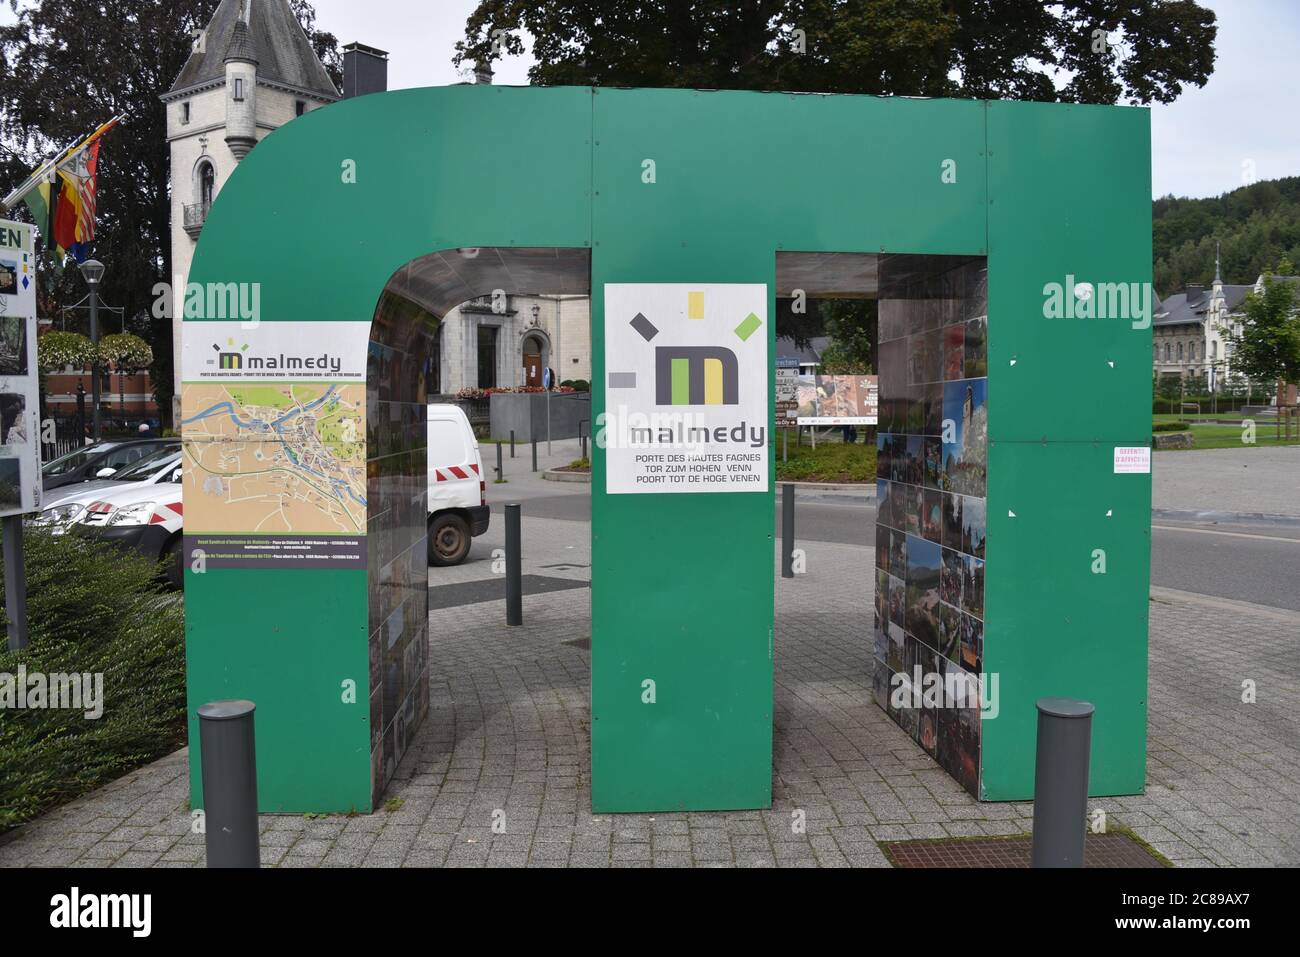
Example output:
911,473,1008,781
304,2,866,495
873,256,987,797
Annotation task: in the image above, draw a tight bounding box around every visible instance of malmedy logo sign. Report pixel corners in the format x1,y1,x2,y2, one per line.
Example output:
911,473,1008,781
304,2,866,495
604,283,769,495
182,321,370,383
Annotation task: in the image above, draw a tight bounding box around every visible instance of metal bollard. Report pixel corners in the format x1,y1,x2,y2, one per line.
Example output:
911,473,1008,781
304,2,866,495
496,441,503,482
532,439,538,473
198,700,260,868
505,503,522,626
781,483,795,579
1031,697,1095,868
580,421,588,461
510,430,516,458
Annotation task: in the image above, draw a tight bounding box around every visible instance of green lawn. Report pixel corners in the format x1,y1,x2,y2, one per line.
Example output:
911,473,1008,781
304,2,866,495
775,435,876,483
1167,423,1299,450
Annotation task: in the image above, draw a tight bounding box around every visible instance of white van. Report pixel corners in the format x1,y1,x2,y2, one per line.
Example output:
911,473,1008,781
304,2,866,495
427,403,490,566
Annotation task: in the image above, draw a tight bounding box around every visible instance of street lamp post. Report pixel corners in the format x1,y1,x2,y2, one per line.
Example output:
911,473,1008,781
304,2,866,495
80,259,106,442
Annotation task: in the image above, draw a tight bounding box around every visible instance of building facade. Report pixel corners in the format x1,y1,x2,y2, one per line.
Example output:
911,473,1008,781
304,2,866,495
429,294,592,395
1152,253,1299,393
161,0,339,419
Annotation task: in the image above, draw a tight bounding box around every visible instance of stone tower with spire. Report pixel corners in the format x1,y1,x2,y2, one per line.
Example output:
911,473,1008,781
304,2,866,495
161,0,339,419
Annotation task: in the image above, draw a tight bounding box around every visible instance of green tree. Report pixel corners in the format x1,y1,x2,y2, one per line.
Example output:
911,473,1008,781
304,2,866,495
1225,260,1300,409
1153,176,1300,297
0,0,339,425
816,299,876,373
1157,372,1183,414
457,1,1216,104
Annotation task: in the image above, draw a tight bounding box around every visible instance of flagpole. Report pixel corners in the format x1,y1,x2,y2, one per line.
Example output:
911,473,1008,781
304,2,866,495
0,113,125,213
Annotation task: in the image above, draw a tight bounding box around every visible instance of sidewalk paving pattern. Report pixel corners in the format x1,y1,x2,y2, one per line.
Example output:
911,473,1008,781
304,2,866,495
3,492,1298,867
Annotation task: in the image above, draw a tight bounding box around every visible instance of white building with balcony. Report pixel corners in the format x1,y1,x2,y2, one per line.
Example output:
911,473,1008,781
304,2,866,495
161,0,339,415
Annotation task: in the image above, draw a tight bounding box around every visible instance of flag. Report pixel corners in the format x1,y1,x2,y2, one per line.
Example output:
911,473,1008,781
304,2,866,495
9,116,120,263
21,174,59,254
52,119,118,263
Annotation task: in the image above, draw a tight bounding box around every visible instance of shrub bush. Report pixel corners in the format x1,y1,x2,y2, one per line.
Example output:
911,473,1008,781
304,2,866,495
1152,421,1192,433
0,530,186,831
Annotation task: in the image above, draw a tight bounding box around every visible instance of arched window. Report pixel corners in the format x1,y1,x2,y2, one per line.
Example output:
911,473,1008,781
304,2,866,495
199,162,216,209
1177,342,1184,360
1163,342,1170,361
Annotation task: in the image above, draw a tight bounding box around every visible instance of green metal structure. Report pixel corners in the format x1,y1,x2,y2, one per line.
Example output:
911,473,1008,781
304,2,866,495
182,86,1152,812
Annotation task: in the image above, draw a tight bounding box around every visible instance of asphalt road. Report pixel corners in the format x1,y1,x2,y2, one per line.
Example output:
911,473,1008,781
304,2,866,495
493,490,1300,613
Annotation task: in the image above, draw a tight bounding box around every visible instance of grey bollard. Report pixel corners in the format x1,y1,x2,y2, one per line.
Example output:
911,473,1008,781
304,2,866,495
510,430,516,458
1031,697,1095,868
198,700,260,868
505,503,522,626
532,438,538,473
496,441,504,482
781,483,795,579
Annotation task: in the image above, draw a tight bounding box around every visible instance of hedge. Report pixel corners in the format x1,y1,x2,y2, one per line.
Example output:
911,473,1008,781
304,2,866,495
0,531,186,831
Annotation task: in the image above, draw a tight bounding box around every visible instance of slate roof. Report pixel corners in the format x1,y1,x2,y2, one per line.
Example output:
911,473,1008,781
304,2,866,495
1155,276,1300,328
166,0,337,100
1153,284,1253,328
776,335,830,365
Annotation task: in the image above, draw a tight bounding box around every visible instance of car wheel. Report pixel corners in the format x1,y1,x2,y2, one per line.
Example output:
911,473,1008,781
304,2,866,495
428,513,471,566
164,537,183,590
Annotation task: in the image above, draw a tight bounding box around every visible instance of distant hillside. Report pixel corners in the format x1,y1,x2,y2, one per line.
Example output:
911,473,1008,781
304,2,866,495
1154,176,1300,298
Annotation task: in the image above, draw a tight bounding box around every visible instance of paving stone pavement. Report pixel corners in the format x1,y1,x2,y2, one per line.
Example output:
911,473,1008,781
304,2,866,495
2,514,1297,868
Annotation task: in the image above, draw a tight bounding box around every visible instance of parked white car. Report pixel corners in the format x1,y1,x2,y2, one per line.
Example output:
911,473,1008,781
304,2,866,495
36,449,182,532
427,403,489,566
69,467,184,589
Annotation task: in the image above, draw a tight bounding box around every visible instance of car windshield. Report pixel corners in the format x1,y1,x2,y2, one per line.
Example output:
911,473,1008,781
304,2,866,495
111,446,181,482
41,442,122,477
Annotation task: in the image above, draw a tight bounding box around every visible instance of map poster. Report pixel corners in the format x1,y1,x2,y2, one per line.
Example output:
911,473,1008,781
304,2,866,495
181,321,370,570
604,283,769,494
0,219,41,518
797,374,879,425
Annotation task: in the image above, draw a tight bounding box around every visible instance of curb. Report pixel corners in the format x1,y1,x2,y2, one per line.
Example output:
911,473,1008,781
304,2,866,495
543,469,591,484
1152,507,1300,527
778,480,875,495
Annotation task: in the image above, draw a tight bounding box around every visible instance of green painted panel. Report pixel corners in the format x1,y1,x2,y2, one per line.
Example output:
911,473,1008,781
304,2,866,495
981,101,1151,799
986,101,1153,444
185,568,371,811
982,440,1151,800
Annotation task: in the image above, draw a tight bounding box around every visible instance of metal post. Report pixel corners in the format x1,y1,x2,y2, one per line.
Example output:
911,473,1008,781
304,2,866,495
782,427,788,464
495,441,503,482
505,503,522,626
1031,697,1095,868
3,516,28,651
781,483,795,579
531,438,538,473
510,430,516,458
198,700,260,868
88,286,101,442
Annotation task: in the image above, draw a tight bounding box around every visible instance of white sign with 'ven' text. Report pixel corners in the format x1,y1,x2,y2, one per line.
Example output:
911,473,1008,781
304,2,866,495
0,219,41,517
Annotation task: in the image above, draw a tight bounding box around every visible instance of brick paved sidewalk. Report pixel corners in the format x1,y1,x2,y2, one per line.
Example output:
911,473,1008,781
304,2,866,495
2,518,1297,867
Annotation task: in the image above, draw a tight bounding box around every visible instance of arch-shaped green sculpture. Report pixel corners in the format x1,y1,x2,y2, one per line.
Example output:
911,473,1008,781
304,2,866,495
183,85,1152,813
